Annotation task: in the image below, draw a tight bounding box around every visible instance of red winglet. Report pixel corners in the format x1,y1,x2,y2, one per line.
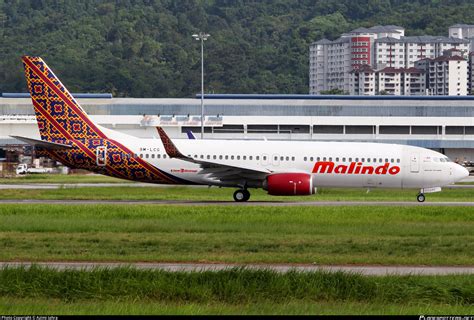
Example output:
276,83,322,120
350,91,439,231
156,127,187,158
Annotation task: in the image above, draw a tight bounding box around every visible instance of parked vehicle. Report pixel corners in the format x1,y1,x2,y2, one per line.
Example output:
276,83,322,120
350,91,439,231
16,163,54,175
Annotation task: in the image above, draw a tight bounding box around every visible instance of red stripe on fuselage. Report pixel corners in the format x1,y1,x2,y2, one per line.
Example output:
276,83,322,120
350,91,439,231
109,138,178,184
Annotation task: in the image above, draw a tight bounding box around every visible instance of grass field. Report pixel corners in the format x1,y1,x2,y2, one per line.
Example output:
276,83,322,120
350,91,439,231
0,267,473,315
0,184,473,202
0,176,472,315
1,204,473,265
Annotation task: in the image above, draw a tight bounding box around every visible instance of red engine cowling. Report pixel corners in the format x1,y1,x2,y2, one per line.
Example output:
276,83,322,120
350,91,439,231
264,173,315,196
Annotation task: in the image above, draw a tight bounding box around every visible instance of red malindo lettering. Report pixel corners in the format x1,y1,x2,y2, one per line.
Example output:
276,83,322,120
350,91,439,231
312,161,400,175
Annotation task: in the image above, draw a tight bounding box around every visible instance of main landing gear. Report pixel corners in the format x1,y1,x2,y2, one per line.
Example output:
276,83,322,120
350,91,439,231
233,189,250,202
416,193,425,203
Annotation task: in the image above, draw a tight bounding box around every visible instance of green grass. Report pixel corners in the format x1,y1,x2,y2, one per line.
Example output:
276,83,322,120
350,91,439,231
1,204,473,265
2,298,473,315
0,267,473,315
0,185,472,202
0,173,130,184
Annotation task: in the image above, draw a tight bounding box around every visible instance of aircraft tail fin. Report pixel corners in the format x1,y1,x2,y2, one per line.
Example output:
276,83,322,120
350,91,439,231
185,130,196,140
21,56,106,142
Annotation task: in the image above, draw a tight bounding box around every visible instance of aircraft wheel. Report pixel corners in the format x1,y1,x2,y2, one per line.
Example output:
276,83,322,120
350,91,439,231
242,189,251,201
416,193,425,203
233,189,249,202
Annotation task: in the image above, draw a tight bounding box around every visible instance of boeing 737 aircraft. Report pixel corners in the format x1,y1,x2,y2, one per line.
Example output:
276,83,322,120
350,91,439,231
13,56,469,202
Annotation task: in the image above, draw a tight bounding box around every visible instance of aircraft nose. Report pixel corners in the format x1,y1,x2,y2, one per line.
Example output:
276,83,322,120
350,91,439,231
453,164,470,182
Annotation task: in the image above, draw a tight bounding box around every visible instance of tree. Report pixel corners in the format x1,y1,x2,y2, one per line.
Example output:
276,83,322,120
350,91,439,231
2,0,474,97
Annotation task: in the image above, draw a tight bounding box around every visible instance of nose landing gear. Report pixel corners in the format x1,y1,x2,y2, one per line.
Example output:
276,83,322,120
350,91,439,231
416,193,425,203
233,189,250,202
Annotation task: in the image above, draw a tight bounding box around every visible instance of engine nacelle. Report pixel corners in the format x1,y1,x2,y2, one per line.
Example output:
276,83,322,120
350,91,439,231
264,173,315,196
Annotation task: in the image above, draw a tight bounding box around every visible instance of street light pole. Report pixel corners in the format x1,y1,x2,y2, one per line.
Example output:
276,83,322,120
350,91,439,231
192,32,210,139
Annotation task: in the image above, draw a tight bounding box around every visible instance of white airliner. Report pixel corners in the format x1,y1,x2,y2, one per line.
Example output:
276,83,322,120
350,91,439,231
14,56,469,202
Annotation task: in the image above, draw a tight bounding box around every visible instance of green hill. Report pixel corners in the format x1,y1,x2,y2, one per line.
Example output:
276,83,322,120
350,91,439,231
1,0,473,97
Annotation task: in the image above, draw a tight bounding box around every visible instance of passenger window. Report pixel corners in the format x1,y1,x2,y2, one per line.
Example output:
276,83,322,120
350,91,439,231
317,157,320,161
355,158,359,162
379,158,382,163
349,158,352,162
304,157,307,161
310,157,314,162
361,158,365,162
225,155,229,160
194,154,198,158
243,156,246,160
231,155,234,160
145,154,149,159
151,154,155,159
263,156,266,161
291,156,295,161
286,156,289,161
213,155,217,160
139,154,143,158
250,156,253,160
219,155,223,160
342,157,346,162
200,155,204,159
237,156,240,160
385,158,388,163
323,157,327,161
207,155,210,159
390,159,394,163
157,154,161,159
373,158,377,163
336,157,339,162
367,158,370,163
256,156,260,160
397,159,400,163
163,154,167,159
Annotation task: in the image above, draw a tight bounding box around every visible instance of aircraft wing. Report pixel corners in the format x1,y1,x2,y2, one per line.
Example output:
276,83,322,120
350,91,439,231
10,135,73,149
156,127,270,185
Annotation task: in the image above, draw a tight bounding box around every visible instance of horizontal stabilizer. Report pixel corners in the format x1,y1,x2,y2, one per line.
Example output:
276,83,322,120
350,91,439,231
10,136,72,149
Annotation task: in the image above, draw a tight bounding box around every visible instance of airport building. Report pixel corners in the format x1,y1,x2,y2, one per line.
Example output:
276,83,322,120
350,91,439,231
1,94,474,164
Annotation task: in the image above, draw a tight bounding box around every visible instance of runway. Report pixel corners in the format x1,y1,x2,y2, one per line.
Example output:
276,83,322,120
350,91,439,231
1,262,473,276
0,199,473,206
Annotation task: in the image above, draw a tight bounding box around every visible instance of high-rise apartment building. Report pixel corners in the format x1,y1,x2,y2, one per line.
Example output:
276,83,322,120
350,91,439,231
310,25,470,95
349,66,425,96
416,49,468,96
449,24,474,39
309,25,404,94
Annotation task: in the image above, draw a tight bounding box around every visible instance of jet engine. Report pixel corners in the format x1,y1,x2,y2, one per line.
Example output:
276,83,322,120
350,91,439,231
264,173,315,196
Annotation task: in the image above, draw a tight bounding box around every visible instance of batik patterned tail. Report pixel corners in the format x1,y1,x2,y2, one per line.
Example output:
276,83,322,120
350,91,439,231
22,56,106,142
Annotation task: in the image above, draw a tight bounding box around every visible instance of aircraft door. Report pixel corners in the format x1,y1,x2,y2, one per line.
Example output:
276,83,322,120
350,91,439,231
96,146,107,167
410,154,419,173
